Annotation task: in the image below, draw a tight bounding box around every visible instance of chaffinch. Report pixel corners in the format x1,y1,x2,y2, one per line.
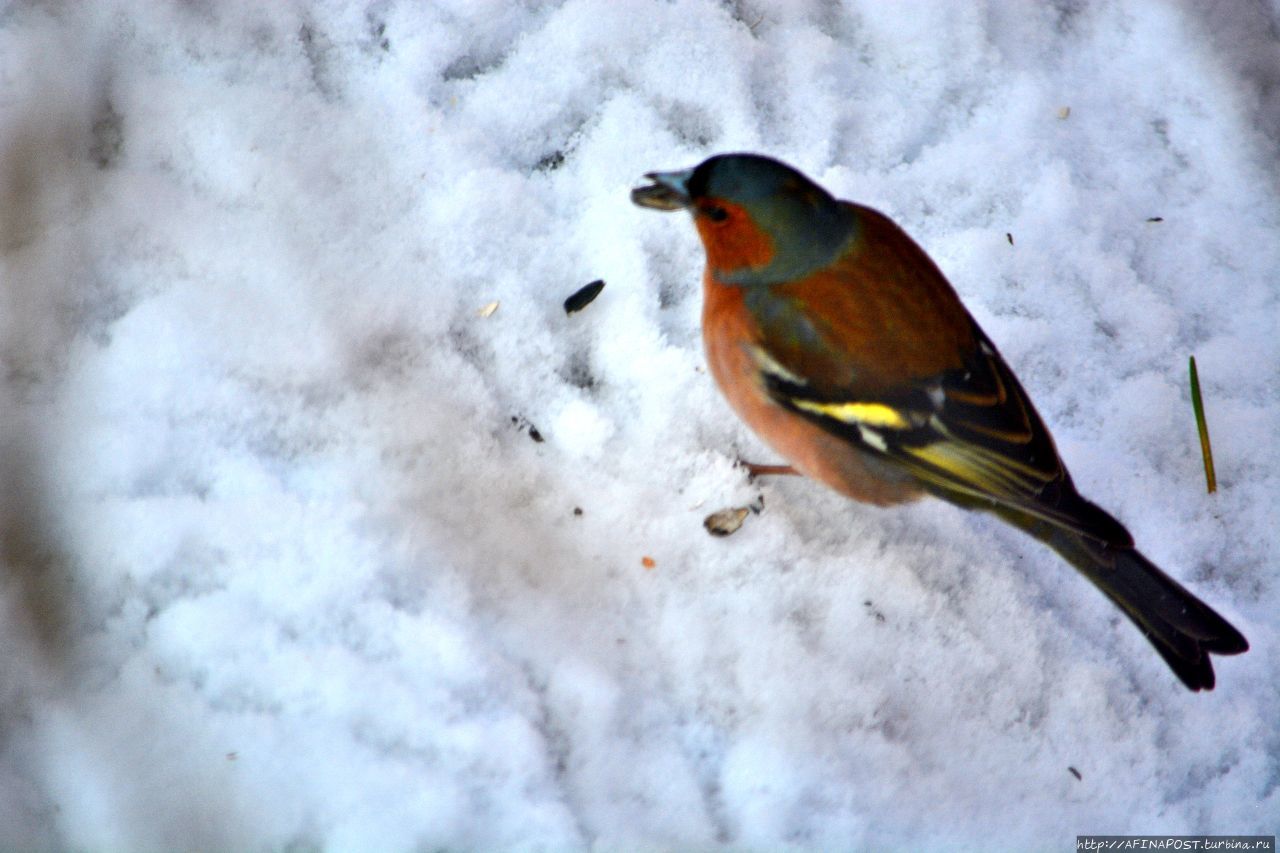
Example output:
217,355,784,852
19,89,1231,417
632,153,1247,691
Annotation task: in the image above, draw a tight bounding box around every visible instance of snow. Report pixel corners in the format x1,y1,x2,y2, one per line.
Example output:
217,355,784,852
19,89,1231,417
2,1,1277,849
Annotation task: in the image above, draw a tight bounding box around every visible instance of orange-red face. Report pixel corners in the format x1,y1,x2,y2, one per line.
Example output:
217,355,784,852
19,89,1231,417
690,198,776,277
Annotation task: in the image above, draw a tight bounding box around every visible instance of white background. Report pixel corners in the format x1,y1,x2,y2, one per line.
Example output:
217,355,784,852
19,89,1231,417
1,1,1276,849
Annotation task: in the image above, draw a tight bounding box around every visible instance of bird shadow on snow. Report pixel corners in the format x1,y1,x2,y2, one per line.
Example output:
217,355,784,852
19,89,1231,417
0,111,90,687
0,74,256,852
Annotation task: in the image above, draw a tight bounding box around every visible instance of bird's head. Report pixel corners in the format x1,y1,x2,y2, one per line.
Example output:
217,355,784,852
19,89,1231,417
632,153,855,285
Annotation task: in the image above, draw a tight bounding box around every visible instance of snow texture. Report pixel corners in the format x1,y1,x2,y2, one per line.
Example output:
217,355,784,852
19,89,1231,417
1,1,1277,849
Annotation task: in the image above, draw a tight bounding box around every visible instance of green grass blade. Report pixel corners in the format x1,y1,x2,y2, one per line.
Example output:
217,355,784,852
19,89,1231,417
1189,356,1216,494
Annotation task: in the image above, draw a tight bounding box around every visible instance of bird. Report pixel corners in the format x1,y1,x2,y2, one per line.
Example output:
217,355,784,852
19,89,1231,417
631,152,1248,691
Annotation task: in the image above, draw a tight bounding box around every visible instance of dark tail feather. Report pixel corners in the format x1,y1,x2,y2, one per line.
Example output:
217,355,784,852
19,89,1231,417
1063,534,1246,690
992,505,1248,691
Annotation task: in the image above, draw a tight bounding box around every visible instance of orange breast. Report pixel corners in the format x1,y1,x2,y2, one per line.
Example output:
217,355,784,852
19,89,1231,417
701,272,923,506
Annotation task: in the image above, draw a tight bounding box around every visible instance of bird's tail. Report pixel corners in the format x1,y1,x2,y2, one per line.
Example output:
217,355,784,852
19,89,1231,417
997,505,1248,691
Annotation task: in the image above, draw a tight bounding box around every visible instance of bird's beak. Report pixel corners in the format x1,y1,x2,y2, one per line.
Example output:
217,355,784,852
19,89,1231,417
631,168,693,211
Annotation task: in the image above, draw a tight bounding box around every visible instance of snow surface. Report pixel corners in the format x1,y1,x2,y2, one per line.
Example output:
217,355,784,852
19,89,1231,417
1,1,1278,849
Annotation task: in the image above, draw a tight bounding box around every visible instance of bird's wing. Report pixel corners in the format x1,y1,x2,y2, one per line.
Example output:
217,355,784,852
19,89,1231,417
755,320,1133,547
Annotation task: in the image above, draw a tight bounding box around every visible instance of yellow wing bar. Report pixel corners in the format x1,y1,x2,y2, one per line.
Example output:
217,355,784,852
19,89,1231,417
791,399,912,430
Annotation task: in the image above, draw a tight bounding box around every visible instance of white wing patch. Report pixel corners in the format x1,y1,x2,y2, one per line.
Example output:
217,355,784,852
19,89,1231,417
749,346,807,386
857,424,889,451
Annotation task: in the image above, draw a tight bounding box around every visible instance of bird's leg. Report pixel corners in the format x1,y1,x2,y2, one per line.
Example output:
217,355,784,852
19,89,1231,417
736,460,799,480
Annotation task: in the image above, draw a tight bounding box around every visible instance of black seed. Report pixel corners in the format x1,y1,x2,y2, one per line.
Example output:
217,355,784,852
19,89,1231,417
1068,766,1082,780
573,507,583,516
1006,232,1014,245
1146,216,1163,222
511,415,545,442
564,280,605,314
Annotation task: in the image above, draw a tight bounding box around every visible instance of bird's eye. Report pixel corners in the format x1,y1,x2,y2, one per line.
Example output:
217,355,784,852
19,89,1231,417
704,205,729,222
